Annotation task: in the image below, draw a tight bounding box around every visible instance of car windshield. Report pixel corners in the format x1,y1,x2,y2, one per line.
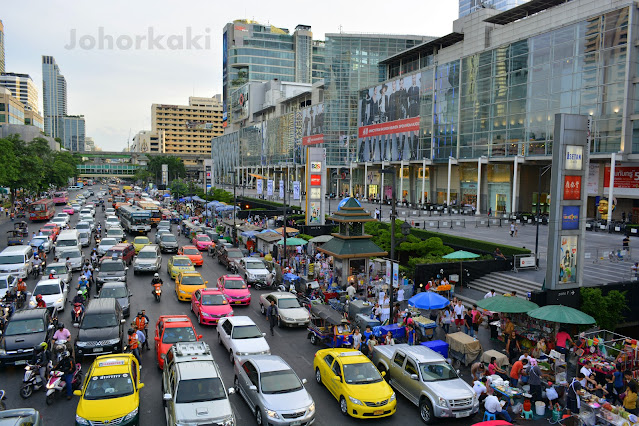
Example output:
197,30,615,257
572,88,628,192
63,250,81,258
100,239,117,246
101,286,128,298
4,318,45,336
137,251,157,259
172,258,192,266
201,294,227,305
260,369,302,394
84,374,134,400
81,313,119,329
161,326,196,344
246,262,265,270
227,251,243,259
224,279,246,289
176,378,226,403
183,248,199,255
52,218,65,223
0,255,24,264
100,262,124,272
181,275,203,285
231,325,262,339
77,222,89,228
106,217,118,223
419,363,459,381
58,240,78,248
134,238,149,245
0,277,10,289
107,229,122,236
159,221,170,227
343,362,383,385
34,283,61,296
79,232,89,239
31,237,48,245
197,235,211,242
161,235,177,243
47,265,67,275
278,298,301,309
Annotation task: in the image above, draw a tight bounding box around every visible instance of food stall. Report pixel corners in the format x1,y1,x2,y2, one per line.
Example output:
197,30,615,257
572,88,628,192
578,389,639,425
446,331,482,367
576,330,639,380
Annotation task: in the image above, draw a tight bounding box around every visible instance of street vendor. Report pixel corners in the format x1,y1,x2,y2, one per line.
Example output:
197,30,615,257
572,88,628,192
555,329,575,355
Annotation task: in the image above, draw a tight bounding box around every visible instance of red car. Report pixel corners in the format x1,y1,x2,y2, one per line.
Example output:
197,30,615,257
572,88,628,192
154,315,202,369
191,288,233,325
192,234,214,251
178,245,204,266
217,274,251,306
42,223,61,240
62,205,75,215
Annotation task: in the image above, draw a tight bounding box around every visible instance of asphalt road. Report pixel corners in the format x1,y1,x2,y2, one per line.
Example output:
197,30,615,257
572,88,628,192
0,188,548,425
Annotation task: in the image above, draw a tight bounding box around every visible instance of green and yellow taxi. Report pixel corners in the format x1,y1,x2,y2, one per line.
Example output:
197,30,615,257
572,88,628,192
167,255,195,280
313,348,396,419
132,236,150,254
74,353,144,426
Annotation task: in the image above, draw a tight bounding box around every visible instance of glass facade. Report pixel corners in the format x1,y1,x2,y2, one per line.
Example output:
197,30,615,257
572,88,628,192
77,164,137,176
459,0,531,18
42,56,67,139
63,116,85,152
0,20,4,74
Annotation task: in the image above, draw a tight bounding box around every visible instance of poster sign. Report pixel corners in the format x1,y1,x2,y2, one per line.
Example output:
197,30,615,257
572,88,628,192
309,187,321,199
561,206,580,230
306,147,326,226
565,145,584,170
267,180,274,196
279,180,284,199
310,162,322,173
392,262,399,288
385,260,391,284
161,164,168,186
587,163,599,195
563,176,582,200
309,202,321,224
256,179,263,195
301,104,324,146
559,235,578,283
293,181,300,200
310,174,321,186
519,256,536,268
604,166,639,188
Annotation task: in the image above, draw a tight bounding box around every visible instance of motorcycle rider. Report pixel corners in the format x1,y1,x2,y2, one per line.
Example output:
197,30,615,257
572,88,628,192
32,255,42,276
31,342,51,382
53,323,73,354
151,273,163,297
72,290,86,306
52,351,75,400
35,294,46,308
127,328,140,366
134,312,149,350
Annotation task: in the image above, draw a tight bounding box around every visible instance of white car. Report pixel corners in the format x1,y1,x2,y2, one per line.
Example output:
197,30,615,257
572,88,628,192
81,215,95,232
258,292,311,327
50,217,68,228
105,227,124,243
217,316,270,364
59,248,84,271
97,237,118,256
80,208,94,217
71,203,82,213
29,278,68,311
0,273,18,300
105,215,120,230
76,221,91,235
105,208,116,216
54,213,70,226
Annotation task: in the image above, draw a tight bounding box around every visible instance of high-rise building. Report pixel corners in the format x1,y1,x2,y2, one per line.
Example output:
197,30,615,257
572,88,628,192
63,115,85,151
0,72,38,111
152,95,222,156
24,110,44,131
132,129,165,153
0,20,5,74
42,56,67,139
459,0,530,17
84,136,95,151
222,20,326,125
0,86,24,124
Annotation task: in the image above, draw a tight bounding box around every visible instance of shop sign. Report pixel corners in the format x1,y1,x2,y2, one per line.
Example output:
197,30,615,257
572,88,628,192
563,176,582,200
279,180,284,199
565,145,583,170
256,179,263,195
309,187,321,199
519,256,536,268
561,206,580,230
604,166,639,189
310,174,321,186
267,180,273,196
310,162,322,172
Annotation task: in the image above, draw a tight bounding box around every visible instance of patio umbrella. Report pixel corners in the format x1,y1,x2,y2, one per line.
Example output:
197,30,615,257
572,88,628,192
527,305,596,325
276,238,307,246
442,250,480,287
408,292,450,310
476,295,539,313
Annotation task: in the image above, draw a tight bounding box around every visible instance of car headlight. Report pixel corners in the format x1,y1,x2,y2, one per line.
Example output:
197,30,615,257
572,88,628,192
179,289,187,294
123,407,138,421
236,351,250,356
265,409,279,419
75,341,87,347
201,312,212,318
75,415,90,425
438,397,448,407
0,349,6,355
29,300,36,308
390,393,396,402
349,396,363,405
308,402,315,413
106,338,120,345
56,298,63,305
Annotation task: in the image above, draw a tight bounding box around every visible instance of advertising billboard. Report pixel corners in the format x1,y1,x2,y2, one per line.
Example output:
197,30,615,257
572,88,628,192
565,145,584,170
301,104,324,146
563,176,582,200
561,206,580,230
267,179,273,196
256,179,263,195
559,235,578,284
230,84,249,123
357,72,421,162
293,181,300,200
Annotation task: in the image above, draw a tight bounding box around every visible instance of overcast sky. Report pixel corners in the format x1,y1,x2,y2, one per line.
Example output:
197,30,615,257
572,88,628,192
3,0,457,151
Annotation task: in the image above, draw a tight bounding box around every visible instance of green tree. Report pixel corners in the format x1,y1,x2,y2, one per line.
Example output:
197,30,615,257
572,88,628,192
147,156,186,182
0,138,19,188
170,178,188,199
133,168,152,184
580,287,628,330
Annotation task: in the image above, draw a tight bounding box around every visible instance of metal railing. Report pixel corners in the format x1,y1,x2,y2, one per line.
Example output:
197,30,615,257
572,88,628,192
593,247,633,263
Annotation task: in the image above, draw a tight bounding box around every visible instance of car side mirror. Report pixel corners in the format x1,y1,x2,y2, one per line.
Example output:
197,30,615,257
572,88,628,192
381,371,386,377
198,334,203,340
205,281,209,285
228,387,235,395
249,385,257,392
410,374,419,380
163,393,172,401
456,369,461,375
121,319,126,324
333,375,342,383
155,336,160,341
73,390,82,396
302,378,307,384
125,267,129,271
138,383,145,389
262,332,267,337
248,285,251,288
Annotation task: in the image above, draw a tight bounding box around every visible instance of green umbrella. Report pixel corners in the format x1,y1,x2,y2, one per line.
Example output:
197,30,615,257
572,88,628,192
442,250,480,287
476,295,539,313
276,238,307,246
527,305,596,325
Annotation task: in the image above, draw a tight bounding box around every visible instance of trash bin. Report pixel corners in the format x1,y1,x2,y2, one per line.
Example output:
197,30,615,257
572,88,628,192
535,401,546,416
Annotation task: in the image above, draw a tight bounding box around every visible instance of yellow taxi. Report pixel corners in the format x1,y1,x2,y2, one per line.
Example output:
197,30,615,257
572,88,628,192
167,256,195,280
313,348,396,419
74,353,144,426
175,271,208,301
132,236,150,254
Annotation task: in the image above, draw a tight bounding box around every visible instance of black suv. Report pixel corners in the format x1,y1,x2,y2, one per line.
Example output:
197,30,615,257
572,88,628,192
218,247,243,272
74,298,125,361
159,233,178,253
95,258,128,293
0,308,54,366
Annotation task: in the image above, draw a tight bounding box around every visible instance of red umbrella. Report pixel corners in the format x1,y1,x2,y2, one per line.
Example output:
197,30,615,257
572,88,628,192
472,421,513,426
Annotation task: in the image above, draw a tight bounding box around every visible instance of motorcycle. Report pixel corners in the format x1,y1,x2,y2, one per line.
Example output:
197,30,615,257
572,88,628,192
52,340,69,363
15,291,27,310
45,361,82,405
31,263,42,278
20,362,45,399
152,284,162,302
0,303,13,331
71,303,84,324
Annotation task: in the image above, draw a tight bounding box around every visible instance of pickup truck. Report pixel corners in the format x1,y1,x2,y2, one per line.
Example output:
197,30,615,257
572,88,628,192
371,344,478,424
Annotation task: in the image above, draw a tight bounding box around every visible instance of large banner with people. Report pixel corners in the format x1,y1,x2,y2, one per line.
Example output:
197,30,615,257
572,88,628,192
301,103,324,146
357,72,421,162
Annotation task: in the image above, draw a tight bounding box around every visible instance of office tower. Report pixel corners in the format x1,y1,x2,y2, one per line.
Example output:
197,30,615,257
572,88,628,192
42,55,67,139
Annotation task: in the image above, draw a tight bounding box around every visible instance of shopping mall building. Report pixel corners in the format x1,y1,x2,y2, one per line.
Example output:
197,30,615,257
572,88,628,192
212,0,639,221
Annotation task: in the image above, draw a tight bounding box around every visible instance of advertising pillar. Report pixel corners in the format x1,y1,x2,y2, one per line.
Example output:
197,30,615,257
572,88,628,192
305,147,326,225
161,164,168,186
545,114,590,291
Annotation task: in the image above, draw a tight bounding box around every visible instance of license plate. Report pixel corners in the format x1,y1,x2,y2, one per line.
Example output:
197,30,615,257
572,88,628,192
298,322,305,326
373,410,384,415
290,422,301,426
234,301,241,304
455,411,470,418
93,347,104,353
14,360,26,365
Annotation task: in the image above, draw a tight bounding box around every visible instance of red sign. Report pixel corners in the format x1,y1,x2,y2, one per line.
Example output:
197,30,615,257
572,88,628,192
358,117,420,138
563,176,582,200
310,174,321,186
604,166,639,188
302,134,324,146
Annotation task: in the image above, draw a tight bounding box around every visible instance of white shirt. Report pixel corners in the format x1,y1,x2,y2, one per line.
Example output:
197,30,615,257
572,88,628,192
352,333,362,349
484,291,496,299
580,366,592,387
397,289,405,302
378,290,385,303
453,304,465,318
346,285,356,298
484,395,503,413
473,381,487,397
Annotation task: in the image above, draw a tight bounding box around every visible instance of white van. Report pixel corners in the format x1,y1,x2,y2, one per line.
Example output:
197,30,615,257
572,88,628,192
0,246,34,279
55,230,81,257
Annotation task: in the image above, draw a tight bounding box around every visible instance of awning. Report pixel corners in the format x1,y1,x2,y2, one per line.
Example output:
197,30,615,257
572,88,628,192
249,173,267,179
309,235,333,244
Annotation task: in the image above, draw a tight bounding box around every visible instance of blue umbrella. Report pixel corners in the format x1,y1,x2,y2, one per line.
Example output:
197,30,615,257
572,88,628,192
408,292,450,310
178,198,185,202
162,193,171,198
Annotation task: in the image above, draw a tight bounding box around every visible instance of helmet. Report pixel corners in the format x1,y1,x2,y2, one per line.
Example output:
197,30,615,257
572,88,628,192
35,342,47,352
34,255,39,259
77,290,83,296
128,328,135,335
137,311,143,316
58,323,64,330
36,294,43,300
62,351,70,358
154,273,159,278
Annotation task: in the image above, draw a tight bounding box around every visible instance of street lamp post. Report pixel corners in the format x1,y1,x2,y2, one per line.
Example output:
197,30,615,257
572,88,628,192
233,170,237,246
275,169,288,267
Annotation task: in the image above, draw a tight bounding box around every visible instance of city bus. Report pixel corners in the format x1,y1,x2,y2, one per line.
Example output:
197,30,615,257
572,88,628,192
52,191,69,205
119,205,152,234
135,201,161,226
28,199,55,222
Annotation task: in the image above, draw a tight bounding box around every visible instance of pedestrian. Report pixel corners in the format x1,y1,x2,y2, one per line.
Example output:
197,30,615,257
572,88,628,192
453,300,465,332
352,328,362,350
266,300,278,336
509,358,528,388
134,312,149,350
528,359,543,403
510,222,515,237
514,223,518,237
406,324,416,345
367,334,378,356
623,235,630,249
464,309,474,337
439,307,452,334
624,382,638,415
471,362,485,381
127,328,140,366
471,304,481,336
506,331,521,364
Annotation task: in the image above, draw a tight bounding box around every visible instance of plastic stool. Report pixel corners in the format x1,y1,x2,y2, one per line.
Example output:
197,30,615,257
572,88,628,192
522,409,534,419
483,412,497,421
